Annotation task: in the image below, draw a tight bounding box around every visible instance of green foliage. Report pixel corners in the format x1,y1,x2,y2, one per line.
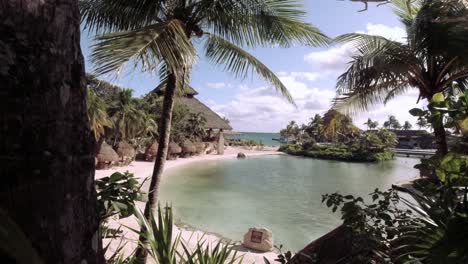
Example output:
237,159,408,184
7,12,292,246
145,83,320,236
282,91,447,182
334,0,468,116
96,172,147,220
435,153,468,184
322,188,414,263
111,205,245,264
133,205,180,264
87,88,114,140
280,129,396,162
184,113,207,141
180,240,241,264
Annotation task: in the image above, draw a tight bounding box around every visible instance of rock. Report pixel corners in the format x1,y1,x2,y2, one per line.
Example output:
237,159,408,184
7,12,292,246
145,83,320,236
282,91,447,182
243,227,274,252
237,152,246,159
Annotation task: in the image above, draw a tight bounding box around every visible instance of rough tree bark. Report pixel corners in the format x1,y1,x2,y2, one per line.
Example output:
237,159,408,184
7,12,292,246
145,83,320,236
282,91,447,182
0,0,101,263
135,73,178,263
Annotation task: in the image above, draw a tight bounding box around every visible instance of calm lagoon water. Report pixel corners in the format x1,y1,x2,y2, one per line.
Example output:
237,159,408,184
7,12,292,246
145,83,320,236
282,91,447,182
228,132,281,146
158,155,419,251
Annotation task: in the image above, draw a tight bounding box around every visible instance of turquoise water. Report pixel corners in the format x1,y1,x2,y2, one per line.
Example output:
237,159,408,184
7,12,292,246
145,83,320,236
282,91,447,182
158,155,419,251
227,132,281,146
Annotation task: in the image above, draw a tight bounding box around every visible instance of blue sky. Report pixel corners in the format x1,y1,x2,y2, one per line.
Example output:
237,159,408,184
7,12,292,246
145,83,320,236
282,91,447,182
81,0,423,132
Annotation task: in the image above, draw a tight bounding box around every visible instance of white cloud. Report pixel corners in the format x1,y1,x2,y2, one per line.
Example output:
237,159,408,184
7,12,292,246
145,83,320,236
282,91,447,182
304,23,407,73
206,24,421,132
207,75,335,132
206,82,228,89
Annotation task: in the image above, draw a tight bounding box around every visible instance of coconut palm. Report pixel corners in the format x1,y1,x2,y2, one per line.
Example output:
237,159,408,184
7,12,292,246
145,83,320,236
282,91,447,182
184,112,207,141
416,117,429,130
364,118,379,130
334,0,468,154
108,89,147,142
387,115,402,130
403,121,413,130
87,89,113,142
322,109,360,143
81,0,329,261
307,114,324,141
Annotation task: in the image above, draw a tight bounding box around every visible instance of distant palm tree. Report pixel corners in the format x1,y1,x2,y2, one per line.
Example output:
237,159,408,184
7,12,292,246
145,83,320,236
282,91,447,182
81,1,329,261
185,112,207,141
403,121,413,130
108,89,146,142
388,115,402,130
307,114,324,141
334,0,468,154
87,89,113,142
416,117,429,130
364,118,378,130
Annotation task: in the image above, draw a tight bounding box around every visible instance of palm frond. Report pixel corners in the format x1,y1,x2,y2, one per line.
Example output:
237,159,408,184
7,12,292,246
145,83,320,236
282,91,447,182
80,0,164,33
204,33,294,103
196,0,329,48
91,19,196,77
333,34,411,114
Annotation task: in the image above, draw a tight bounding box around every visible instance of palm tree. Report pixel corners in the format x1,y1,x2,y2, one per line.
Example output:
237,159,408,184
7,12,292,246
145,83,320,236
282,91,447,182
364,118,379,130
388,115,402,130
416,117,429,130
307,114,324,141
87,89,113,144
184,112,207,141
333,0,468,155
403,121,413,130
81,1,329,261
108,89,147,143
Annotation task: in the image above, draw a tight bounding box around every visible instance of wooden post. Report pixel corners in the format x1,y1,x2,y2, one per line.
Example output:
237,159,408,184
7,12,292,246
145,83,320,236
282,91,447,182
217,129,225,155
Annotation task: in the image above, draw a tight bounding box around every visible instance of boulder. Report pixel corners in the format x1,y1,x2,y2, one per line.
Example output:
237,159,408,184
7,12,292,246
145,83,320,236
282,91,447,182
237,152,247,159
243,227,274,252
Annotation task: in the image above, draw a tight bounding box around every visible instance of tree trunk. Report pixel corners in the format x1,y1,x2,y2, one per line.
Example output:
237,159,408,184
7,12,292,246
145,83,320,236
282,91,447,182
433,120,449,155
0,1,101,263
135,73,177,263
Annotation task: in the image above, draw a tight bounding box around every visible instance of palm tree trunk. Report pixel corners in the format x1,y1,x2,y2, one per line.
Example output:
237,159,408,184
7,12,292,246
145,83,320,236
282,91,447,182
0,0,101,263
433,119,448,155
135,72,177,263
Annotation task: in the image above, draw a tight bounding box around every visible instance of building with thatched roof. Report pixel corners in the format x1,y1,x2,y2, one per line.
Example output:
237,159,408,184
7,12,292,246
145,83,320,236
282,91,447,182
153,86,232,131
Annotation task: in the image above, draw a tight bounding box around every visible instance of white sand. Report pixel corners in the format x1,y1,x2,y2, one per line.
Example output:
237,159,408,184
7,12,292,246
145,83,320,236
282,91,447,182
98,146,282,263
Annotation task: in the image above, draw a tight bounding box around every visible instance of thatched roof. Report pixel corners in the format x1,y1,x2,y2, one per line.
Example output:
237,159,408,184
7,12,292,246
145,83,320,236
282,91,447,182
181,140,196,153
152,85,198,97
151,85,232,131
145,142,158,156
168,142,182,154
179,97,232,130
97,142,119,162
116,142,136,158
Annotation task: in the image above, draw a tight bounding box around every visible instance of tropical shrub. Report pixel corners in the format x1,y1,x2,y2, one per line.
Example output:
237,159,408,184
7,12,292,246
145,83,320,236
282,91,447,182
96,172,147,220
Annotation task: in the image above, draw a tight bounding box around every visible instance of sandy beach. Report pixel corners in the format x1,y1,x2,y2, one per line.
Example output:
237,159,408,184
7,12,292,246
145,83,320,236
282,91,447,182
97,146,282,263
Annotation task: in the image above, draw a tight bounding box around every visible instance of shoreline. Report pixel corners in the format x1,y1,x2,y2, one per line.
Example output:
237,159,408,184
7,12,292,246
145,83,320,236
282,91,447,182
98,146,282,263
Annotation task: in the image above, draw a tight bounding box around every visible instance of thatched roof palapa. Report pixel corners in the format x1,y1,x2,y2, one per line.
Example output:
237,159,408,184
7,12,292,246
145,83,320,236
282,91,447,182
152,86,232,131
168,142,182,154
116,141,136,158
97,142,119,163
181,140,196,154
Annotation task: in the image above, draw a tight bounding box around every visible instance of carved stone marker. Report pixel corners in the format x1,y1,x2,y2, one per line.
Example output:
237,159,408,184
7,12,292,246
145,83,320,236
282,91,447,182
243,227,274,252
